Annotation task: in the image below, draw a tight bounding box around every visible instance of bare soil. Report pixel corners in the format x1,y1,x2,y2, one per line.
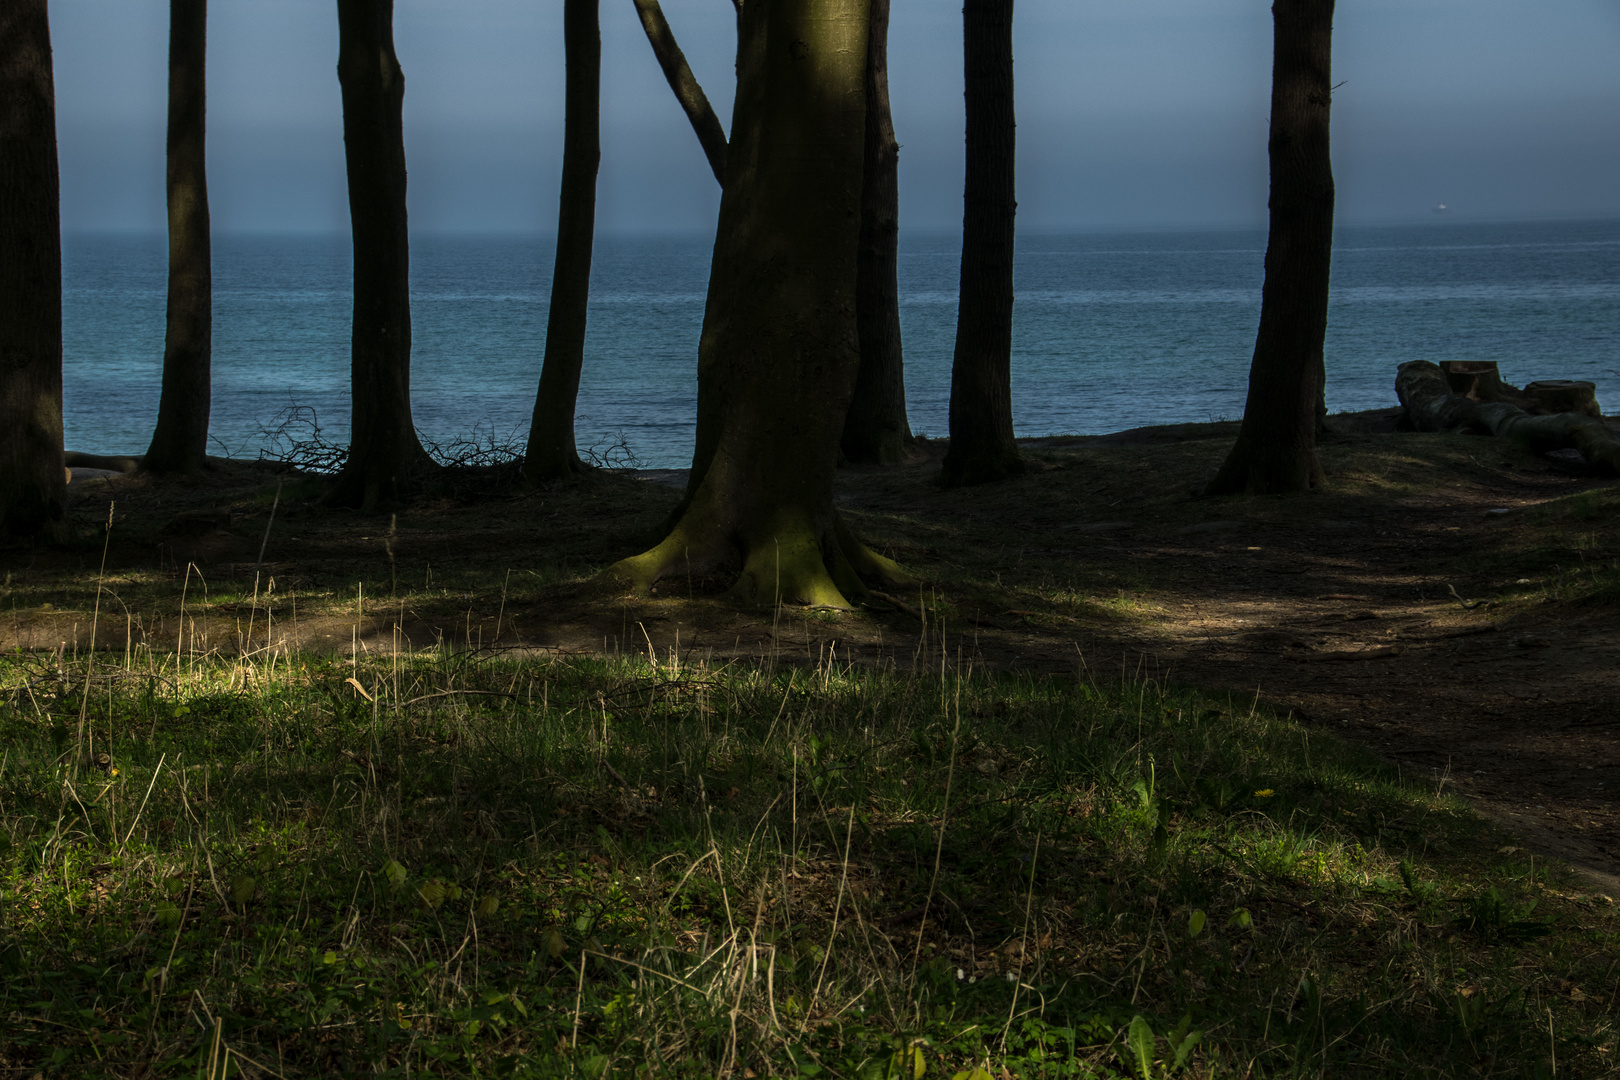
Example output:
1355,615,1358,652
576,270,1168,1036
8,409,1618,890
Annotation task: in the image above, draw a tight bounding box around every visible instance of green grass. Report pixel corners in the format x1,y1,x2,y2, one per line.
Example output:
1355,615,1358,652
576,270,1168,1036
1,642,1616,1078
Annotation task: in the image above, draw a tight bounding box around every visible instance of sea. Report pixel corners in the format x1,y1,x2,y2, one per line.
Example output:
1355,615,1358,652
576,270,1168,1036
62,218,1620,470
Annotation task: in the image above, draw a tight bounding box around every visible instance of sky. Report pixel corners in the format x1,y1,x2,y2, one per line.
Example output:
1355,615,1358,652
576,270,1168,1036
47,0,1620,234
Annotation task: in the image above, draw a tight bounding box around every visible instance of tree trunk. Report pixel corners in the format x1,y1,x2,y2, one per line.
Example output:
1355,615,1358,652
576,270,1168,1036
840,0,913,466
525,0,600,482
144,0,212,474
605,0,908,607
328,0,432,510
1396,360,1620,472
631,0,726,185
1206,0,1335,496
941,0,1023,487
0,1,67,542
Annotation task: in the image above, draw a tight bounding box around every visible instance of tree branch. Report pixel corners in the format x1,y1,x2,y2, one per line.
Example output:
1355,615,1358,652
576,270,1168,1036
631,0,728,185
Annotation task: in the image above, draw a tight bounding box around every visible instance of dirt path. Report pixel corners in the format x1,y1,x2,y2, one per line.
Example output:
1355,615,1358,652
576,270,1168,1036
824,422,1620,892
8,413,1618,890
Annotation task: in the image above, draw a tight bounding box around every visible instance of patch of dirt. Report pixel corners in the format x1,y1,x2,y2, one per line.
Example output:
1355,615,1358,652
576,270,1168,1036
6,409,1618,890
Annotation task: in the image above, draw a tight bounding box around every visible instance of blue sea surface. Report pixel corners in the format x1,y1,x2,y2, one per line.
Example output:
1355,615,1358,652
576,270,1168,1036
62,219,1620,469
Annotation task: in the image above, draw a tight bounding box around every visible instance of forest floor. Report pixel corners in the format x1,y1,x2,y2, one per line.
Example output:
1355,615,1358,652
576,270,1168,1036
9,409,1620,892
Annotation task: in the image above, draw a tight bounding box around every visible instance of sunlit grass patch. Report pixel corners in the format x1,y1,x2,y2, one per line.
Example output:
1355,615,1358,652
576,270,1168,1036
1,645,1615,1077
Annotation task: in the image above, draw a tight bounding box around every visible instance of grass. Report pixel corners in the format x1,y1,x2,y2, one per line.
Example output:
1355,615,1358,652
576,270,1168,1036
2,633,1617,1078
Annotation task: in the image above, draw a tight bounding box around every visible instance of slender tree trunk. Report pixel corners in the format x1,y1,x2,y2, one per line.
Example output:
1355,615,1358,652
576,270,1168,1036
840,0,913,466
942,0,1023,487
328,0,432,510
1205,0,1335,496
525,0,601,482
144,0,212,474
631,0,726,184
0,1,67,542
607,0,908,607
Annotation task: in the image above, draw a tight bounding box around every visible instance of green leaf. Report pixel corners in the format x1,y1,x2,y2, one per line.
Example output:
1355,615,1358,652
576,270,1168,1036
156,900,182,926
382,859,407,889
1168,1014,1203,1070
229,875,256,906
1187,909,1206,938
1126,1015,1155,1080
889,1045,926,1079
416,879,447,909
1228,907,1252,932
476,895,500,918
949,1071,994,1080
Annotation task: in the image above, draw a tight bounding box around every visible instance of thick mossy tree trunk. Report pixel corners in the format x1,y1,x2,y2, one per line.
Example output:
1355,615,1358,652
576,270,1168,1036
840,0,913,466
941,0,1023,487
525,0,600,482
328,0,432,510
606,0,909,608
1205,0,1335,496
144,0,212,474
0,1,67,542
631,0,726,184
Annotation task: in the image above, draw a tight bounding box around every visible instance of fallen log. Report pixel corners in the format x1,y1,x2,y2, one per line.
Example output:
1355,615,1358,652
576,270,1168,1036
1395,360,1620,474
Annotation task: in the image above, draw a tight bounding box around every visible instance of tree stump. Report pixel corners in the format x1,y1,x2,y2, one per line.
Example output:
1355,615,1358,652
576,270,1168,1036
1439,360,1519,403
1396,361,1620,474
1523,380,1602,418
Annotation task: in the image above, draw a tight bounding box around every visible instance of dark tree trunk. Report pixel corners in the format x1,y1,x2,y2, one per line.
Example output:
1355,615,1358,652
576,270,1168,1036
1205,0,1335,496
840,0,913,466
942,0,1023,487
328,0,432,510
525,0,601,482
0,1,67,542
144,0,212,474
606,0,908,607
631,0,726,185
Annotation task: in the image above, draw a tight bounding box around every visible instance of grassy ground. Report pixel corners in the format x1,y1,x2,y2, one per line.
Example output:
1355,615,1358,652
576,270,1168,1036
2,637,1617,1078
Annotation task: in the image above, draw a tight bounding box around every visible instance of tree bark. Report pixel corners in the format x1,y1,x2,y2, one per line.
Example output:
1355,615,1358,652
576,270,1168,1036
525,0,600,482
840,0,913,466
942,0,1023,487
144,0,212,474
328,0,432,510
0,1,67,542
1396,360,1620,472
1206,0,1335,496
631,0,726,185
605,0,908,607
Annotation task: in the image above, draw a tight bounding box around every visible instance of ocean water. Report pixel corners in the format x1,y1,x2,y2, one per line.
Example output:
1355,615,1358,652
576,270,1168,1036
62,218,1620,469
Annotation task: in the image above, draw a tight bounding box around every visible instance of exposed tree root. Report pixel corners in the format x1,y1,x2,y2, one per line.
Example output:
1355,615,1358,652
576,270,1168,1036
604,511,911,610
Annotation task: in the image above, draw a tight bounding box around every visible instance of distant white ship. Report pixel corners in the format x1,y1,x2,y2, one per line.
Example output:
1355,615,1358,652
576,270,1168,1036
1434,202,1448,212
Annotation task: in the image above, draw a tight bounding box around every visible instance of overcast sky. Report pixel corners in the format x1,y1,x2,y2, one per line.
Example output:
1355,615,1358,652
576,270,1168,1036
48,0,1620,234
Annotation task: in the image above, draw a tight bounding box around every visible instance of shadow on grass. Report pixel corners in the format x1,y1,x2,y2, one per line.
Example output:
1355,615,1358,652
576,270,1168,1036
2,647,1614,1077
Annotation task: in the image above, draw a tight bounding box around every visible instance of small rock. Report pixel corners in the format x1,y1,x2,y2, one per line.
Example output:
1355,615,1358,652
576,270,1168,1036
1485,508,1514,517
